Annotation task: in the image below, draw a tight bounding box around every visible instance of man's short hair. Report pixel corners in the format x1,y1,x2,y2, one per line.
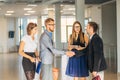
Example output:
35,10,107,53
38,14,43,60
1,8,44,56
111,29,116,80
88,22,99,32
45,18,54,26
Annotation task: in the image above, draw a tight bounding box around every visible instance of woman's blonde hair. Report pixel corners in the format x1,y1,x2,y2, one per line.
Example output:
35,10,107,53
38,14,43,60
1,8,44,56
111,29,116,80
70,21,84,44
27,22,37,35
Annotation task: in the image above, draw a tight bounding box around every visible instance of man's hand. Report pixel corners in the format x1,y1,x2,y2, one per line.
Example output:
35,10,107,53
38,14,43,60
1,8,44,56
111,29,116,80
65,51,75,57
36,57,41,62
92,71,97,77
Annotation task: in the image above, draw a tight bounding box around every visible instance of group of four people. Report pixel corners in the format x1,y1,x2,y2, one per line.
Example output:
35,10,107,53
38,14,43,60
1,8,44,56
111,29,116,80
19,18,107,80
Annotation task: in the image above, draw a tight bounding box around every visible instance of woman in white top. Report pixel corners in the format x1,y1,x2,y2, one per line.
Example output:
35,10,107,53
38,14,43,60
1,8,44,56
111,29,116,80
19,22,40,80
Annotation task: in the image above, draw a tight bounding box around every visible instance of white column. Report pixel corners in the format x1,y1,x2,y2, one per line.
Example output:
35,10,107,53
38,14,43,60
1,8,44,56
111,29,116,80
15,18,19,45
75,0,85,29
116,0,120,73
55,4,62,49
37,17,42,52
37,17,42,37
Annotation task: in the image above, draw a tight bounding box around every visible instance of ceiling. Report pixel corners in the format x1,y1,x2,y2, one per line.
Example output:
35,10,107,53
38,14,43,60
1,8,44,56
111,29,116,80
0,0,113,17
0,0,112,4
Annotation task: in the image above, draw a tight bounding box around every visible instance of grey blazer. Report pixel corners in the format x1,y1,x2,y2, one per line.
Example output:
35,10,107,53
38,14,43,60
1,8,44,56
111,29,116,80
39,30,65,64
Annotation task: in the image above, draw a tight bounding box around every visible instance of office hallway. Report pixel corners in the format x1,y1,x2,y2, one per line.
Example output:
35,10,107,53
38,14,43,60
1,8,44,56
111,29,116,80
0,53,119,80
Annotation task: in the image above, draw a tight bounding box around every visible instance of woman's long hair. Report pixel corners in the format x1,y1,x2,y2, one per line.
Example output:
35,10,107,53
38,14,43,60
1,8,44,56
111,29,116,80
70,21,84,44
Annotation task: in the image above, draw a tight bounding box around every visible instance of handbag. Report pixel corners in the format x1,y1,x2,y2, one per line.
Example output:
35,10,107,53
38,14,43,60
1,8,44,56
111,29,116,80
92,75,101,80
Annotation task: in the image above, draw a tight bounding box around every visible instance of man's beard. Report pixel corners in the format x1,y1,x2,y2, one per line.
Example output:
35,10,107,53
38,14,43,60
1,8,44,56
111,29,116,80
49,28,54,32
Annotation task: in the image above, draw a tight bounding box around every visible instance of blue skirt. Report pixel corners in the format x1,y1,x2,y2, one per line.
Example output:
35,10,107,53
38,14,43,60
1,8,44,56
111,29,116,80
66,52,89,77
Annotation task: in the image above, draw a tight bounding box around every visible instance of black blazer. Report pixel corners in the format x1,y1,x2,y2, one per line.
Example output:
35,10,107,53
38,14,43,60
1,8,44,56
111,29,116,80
87,33,107,72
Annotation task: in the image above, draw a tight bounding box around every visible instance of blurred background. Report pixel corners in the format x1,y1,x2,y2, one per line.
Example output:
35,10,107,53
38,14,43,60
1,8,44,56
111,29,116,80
0,0,120,80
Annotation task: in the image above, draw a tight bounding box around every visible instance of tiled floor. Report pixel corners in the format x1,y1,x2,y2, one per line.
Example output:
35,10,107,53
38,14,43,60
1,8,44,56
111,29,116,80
0,53,119,80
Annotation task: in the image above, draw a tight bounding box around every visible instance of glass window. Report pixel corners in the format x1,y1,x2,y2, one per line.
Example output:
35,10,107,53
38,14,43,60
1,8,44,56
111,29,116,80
41,16,48,32
18,18,23,42
18,17,38,42
61,16,92,43
67,26,72,41
27,18,37,24
61,16,75,43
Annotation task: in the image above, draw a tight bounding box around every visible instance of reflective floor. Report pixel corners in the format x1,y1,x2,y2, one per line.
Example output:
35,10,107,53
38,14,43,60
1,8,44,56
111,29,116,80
0,53,119,80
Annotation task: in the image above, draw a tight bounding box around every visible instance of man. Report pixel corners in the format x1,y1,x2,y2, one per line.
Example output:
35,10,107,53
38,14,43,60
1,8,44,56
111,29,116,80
86,22,107,80
39,18,75,80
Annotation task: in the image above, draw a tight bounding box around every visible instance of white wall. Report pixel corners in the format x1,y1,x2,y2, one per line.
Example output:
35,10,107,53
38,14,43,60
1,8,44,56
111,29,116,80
102,2,116,45
7,18,17,52
85,5,102,37
0,17,8,53
102,2,117,72
0,17,17,53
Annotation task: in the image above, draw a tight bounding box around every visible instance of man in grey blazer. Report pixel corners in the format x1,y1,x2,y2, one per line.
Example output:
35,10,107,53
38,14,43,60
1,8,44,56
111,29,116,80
39,18,75,80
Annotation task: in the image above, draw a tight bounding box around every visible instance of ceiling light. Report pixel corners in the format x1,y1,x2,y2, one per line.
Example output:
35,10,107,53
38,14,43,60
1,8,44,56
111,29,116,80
7,11,14,13
70,1,73,2
60,1,63,2
24,8,32,11
27,4,37,7
60,5,64,7
27,11,36,13
45,8,54,11
72,12,75,15
60,10,63,13
24,13,30,15
5,14,12,16
68,8,75,10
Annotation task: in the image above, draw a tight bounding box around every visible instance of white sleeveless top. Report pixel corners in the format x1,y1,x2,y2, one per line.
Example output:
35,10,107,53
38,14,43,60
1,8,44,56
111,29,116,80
21,35,38,52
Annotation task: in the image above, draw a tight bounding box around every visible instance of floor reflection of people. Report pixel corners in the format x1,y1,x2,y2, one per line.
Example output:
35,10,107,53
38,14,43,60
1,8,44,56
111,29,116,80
66,21,89,80
19,22,40,80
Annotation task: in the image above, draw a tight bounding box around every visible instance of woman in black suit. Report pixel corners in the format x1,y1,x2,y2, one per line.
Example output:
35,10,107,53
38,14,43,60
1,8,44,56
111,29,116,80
86,22,107,80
